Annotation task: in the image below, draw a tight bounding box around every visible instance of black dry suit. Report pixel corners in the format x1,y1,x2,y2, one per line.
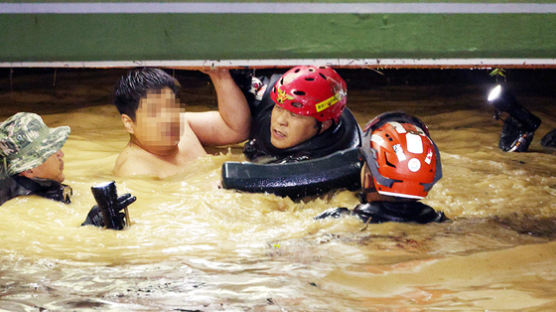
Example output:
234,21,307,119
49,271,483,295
315,201,446,224
0,175,72,206
222,71,362,198
239,73,361,163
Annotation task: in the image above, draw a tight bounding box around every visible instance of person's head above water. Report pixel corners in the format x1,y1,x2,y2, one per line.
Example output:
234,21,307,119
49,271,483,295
269,65,347,149
359,111,442,202
114,68,182,153
0,112,69,183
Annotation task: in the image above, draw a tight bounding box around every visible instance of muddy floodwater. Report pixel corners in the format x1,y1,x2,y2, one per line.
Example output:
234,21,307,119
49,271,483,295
0,69,555,311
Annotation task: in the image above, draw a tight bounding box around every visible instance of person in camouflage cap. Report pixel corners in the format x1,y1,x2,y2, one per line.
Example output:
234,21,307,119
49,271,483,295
0,112,133,231
0,112,72,206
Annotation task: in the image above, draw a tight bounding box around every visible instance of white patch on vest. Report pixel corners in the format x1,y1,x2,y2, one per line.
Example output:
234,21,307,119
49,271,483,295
393,144,406,162
405,133,423,154
408,158,421,172
255,84,267,101
371,134,385,147
388,121,406,134
425,147,433,164
249,77,263,94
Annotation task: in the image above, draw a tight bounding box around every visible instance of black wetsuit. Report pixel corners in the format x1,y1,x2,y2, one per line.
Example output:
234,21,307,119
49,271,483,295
499,116,536,152
240,73,361,163
0,175,72,206
541,128,556,150
315,201,446,224
222,71,362,198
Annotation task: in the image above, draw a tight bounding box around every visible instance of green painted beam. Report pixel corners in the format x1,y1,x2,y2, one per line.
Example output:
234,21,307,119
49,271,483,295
1,13,555,62
3,0,556,3
1,1,556,67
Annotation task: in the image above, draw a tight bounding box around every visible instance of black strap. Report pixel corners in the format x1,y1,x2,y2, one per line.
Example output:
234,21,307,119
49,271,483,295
352,201,446,224
10,175,72,204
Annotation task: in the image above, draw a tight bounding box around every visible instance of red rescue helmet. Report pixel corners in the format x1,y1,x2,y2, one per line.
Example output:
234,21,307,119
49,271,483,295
270,65,347,123
360,111,442,199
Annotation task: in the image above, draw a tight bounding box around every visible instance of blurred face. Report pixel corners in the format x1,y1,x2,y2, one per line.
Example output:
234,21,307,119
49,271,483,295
28,150,65,182
132,88,181,149
270,105,319,149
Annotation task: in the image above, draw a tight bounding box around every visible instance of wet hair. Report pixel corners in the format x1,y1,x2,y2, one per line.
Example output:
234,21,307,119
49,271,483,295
113,68,180,121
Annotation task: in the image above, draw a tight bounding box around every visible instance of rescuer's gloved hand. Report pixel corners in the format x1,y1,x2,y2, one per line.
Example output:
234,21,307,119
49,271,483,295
81,193,135,230
314,207,351,220
82,205,104,228
82,181,136,231
499,116,535,152
541,129,556,150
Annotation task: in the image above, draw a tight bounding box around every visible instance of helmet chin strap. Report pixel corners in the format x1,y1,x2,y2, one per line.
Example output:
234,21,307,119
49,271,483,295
315,121,322,134
360,167,376,203
315,119,336,136
359,187,376,203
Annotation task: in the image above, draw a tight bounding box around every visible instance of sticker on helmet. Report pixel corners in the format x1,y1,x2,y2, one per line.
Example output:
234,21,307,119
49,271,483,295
334,86,347,101
388,122,407,134
425,147,433,164
315,95,338,113
406,133,423,154
411,126,426,136
371,134,385,147
393,144,407,162
276,87,294,104
408,158,421,172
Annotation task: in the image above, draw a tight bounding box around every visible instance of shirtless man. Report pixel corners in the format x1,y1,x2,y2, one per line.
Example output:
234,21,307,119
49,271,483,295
112,68,250,178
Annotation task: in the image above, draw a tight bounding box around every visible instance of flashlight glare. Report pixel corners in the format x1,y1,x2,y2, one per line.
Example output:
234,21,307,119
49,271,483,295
93,181,114,188
488,85,502,102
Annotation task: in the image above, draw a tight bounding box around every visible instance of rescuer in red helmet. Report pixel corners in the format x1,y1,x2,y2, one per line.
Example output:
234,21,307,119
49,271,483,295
231,65,361,163
315,111,446,224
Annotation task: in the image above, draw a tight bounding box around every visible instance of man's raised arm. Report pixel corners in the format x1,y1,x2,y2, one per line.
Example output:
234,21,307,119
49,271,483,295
187,69,251,146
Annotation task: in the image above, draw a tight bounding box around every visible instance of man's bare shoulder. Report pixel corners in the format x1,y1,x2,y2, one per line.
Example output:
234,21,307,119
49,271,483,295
113,146,158,177
178,113,208,156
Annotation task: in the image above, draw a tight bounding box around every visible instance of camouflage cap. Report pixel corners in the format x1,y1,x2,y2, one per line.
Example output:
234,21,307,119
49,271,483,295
0,112,70,176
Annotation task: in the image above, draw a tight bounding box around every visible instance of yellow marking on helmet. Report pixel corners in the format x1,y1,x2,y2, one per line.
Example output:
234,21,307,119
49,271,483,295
276,87,294,104
315,95,339,113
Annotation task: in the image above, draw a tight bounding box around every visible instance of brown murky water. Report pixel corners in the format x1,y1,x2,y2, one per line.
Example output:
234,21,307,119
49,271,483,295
0,69,555,311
